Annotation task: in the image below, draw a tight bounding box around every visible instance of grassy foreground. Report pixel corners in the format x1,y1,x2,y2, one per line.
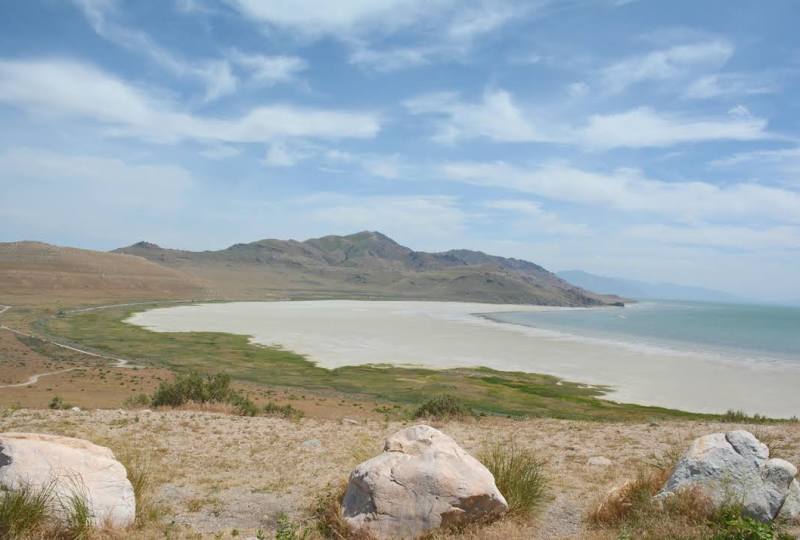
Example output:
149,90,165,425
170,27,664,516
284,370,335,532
41,304,709,422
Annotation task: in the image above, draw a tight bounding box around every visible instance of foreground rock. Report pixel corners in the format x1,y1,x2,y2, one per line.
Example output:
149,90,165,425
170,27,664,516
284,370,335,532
659,430,797,522
0,432,135,527
342,425,508,539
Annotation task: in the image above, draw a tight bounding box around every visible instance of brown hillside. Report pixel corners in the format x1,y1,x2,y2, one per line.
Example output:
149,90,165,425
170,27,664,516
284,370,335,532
0,241,206,305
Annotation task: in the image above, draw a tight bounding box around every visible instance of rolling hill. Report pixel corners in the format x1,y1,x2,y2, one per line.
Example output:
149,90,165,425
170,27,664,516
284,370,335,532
114,231,615,306
0,241,206,304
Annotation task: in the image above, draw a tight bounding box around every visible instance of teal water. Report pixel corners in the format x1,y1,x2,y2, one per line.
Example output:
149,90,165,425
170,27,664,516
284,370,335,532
487,301,800,363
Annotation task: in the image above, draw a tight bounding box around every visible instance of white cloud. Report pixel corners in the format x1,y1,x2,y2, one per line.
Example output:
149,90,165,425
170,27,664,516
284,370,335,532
198,144,242,159
231,0,528,71
684,73,779,99
264,142,312,167
323,150,407,179
485,199,589,235
228,50,307,86
227,0,448,37
0,58,380,144
601,39,733,93
405,90,542,143
74,0,238,101
626,224,800,250
579,107,768,148
440,160,800,224
405,89,769,147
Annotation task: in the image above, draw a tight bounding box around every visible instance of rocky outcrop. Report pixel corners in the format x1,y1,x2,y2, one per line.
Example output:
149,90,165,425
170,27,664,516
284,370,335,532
658,430,797,522
342,425,507,539
0,432,135,527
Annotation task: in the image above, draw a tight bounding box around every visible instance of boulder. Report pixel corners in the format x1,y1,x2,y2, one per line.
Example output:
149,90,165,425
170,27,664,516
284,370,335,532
0,432,135,527
658,430,797,522
587,456,612,467
342,425,507,539
779,479,800,522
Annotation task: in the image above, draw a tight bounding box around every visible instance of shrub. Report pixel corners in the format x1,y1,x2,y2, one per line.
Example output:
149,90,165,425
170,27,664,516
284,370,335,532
122,393,150,409
48,396,70,410
479,441,547,517
263,402,304,420
412,395,473,420
150,371,256,416
721,409,770,424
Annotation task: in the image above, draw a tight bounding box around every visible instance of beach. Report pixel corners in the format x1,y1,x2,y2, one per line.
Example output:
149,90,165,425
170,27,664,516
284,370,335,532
129,300,800,418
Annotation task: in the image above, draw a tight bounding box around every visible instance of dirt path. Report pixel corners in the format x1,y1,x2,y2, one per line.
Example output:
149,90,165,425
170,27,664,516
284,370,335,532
0,303,136,388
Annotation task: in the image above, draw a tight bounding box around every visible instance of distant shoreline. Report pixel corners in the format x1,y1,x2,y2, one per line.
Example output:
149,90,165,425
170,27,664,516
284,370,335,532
128,300,800,418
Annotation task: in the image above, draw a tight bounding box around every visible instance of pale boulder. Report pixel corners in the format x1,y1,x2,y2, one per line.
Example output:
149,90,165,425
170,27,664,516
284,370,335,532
0,432,135,527
342,425,507,539
659,430,797,522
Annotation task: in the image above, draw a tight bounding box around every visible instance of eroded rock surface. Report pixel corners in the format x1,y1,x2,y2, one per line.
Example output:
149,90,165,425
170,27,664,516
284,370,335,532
342,425,507,539
0,432,135,527
659,430,797,522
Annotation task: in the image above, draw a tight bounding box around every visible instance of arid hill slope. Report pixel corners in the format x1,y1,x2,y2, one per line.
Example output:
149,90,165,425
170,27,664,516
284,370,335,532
0,241,206,304
116,231,614,306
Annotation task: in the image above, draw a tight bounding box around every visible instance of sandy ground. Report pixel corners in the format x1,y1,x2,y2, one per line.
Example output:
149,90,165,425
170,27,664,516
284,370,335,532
131,300,800,418
2,409,799,539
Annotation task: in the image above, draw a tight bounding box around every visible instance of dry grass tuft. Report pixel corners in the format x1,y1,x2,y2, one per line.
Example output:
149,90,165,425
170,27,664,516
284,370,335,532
311,483,374,540
479,440,547,518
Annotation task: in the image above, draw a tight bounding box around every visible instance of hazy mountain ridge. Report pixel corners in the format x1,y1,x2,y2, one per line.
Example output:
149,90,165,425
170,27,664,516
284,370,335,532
557,269,741,303
115,231,616,306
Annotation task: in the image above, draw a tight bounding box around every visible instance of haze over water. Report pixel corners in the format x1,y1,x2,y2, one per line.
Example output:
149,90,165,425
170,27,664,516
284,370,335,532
488,301,800,365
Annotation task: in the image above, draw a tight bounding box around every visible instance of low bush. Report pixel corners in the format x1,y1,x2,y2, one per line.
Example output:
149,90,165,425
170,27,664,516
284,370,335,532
479,441,547,517
412,395,473,420
48,396,71,410
263,402,304,420
150,372,257,416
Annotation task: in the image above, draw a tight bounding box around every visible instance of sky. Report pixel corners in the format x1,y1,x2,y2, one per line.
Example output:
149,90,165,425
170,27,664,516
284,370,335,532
1,0,799,301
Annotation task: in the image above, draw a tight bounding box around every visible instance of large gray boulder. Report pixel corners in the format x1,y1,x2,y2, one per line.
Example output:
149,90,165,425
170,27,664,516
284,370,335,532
659,430,797,522
0,432,135,528
342,425,508,539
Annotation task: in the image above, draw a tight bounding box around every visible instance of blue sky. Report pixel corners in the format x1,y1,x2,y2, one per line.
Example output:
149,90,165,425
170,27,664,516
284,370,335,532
1,0,799,301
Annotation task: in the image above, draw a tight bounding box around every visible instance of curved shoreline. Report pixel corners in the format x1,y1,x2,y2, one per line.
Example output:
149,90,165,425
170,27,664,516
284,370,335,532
128,300,800,418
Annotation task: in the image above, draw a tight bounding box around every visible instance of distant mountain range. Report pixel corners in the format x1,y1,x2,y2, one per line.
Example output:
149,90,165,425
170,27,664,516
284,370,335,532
110,231,617,306
557,270,741,303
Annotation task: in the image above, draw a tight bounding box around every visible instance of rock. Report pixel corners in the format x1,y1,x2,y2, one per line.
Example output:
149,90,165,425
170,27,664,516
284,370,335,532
301,439,321,449
343,418,359,425
0,432,135,527
70,406,81,412
342,425,507,539
587,456,612,466
659,430,797,522
779,479,800,522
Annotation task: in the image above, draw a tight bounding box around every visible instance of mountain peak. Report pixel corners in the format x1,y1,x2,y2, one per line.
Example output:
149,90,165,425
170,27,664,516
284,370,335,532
129,241,161,250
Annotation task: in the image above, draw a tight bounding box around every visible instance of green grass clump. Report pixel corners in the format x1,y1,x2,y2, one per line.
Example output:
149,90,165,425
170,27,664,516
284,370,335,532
710,505,794,540
61,491,93,540
150,372,257,416
0,482,54,538
412,395,473,420
479,441,547,517
48,396,71,410
263,402,304,420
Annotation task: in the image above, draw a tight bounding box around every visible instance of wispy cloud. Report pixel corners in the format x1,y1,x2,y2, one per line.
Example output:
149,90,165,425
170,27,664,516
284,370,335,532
405,89,770,147
600,39,733,93
441,160,800,224
626,223,800,250
684,73,779,99
0,58,380,145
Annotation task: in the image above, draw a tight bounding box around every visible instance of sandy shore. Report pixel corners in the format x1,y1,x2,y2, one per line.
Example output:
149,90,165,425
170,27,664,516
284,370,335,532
129,300,800,418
